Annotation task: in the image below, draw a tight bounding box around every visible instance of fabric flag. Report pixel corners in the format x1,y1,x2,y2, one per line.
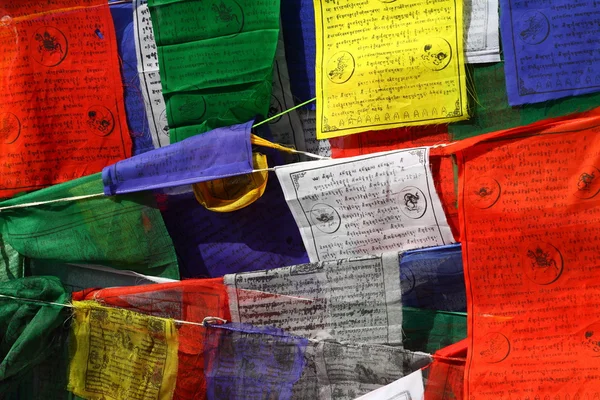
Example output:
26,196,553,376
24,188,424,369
160,177,308,278
268,27,309,157
110,2,155,156
204,323,309,400
500,0,600,105
329,126,460,239
449,63,600,140
294,340,432,400
402,307,467,354
0,236,25,283
0,0,132,198
463,0,500,64
225,252,403,344
423,339,466,400
133,0,171,148
3,320,76,400
68,301,179,400
448,112,600,398
74,278,230,400
102,121,253,195
313,0,468,138
0,277,69,394
280,0,317,110
355,369,425,400
276,148,455,262
191,152,269,213
298,109,332,158
400,244,466,312
146,0,280,143
0,173,180,279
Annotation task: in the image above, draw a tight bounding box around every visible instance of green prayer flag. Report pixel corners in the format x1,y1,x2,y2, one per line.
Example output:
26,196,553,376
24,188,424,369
0,173,179,279
402,307,467,353
0,276,69,394
0,235,25,283
147,0,280,143
449,63,600,140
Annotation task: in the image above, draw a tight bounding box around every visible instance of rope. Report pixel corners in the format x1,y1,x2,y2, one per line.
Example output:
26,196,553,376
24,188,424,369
0,293,228,328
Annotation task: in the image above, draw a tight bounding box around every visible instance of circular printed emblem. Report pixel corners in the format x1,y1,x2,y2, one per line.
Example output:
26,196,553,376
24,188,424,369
479,332,510,363
309,203,341,234
399,186,427,219
420,38,452,71
467,177,501,209
32,26,68,67
159,110,170,137
0,112,20,144
516,11,550,45
522,242,563,285
268,95,283,124
573,165,600,199
326,51,355,84
210,0,244,35
176,95,206,122
86,106,115,137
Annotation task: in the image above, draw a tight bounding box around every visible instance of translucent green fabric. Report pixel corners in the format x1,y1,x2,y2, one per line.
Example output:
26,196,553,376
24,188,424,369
0,173,179,279
0,237,25,283
402,307,467,353
0,276,69,394
147,0,281,143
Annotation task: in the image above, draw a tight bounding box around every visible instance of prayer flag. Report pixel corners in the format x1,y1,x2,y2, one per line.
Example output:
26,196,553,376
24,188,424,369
102,121,254,195
313,0,468,138
146,0,280,142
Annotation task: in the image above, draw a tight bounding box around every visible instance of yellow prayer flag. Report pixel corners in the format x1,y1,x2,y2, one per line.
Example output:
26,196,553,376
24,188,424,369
68,301,178,400
314,0,469,139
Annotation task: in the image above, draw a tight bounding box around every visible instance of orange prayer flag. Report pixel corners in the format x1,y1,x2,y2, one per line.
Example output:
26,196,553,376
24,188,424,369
453,112,600,398
0,0,131,197
424,339,467,400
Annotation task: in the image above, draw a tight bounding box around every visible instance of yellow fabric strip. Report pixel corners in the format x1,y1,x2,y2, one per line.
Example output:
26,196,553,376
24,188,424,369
193,152,269,213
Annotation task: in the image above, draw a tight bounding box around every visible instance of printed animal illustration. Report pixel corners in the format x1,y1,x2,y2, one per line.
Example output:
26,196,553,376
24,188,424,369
34,31,63,61
480,335,505,359
355,364,378,383
315,212,334,223
520,14,545,42
527,247,559,273
422,44,448,66
212,1,239,25
578,172,596,191
88,110,112,133
329,55,348,80
0,115,17,138
474,186,493,198
404,192,420,212
584,331,600,354
268,104,279,118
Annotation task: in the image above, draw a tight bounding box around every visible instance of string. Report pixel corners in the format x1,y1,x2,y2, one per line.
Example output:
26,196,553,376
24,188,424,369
0,293,435,360
0,293,225,328
0,169,278,212
252,97,316,128
0,193,105,212
251,134,329,160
